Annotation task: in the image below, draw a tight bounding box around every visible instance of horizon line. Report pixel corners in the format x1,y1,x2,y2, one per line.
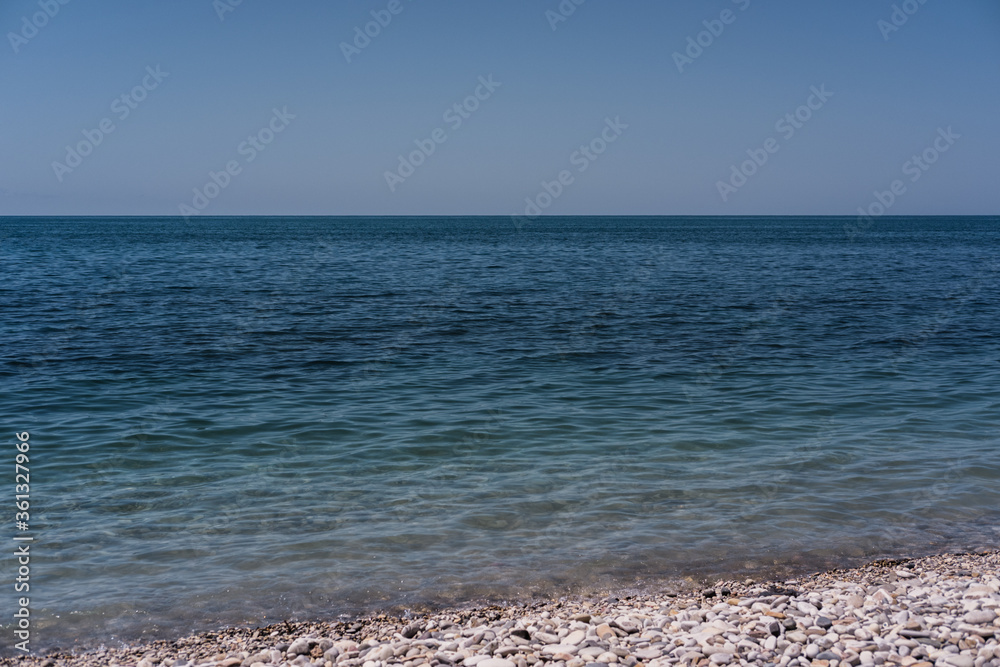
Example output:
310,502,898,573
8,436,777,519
2,214,998,220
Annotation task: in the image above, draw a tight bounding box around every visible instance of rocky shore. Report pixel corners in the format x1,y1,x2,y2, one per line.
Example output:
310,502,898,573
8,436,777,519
7,550,998,667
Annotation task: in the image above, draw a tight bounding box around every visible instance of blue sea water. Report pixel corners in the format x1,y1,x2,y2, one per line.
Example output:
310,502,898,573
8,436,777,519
1,216,999,653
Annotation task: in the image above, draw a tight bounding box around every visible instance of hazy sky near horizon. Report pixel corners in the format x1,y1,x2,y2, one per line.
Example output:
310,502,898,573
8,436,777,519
1,0,998,217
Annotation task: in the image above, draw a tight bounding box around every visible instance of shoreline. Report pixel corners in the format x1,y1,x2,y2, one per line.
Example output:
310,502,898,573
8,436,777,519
6,549,998,667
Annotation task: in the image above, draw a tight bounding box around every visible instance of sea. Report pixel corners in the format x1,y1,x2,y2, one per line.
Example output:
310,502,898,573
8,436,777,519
1,216,998,654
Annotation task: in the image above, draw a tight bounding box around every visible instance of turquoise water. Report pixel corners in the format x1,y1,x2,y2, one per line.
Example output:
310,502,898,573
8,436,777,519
1,216,999,652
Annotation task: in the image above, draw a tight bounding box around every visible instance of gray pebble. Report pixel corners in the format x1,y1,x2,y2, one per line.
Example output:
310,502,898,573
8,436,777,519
288,637,315,655
963,610,997,625
944,655,975,667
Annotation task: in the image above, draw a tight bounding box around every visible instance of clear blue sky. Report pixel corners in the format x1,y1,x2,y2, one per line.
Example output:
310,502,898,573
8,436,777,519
1,0,998,216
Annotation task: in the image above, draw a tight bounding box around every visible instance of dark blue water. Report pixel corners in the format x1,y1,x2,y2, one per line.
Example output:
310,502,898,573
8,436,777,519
1,216,999,652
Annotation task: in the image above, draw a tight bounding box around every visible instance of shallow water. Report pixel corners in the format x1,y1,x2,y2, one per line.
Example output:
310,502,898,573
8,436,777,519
1,216,999,652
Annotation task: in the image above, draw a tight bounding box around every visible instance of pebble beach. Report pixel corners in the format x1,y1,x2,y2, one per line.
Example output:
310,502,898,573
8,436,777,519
9,549,998,667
